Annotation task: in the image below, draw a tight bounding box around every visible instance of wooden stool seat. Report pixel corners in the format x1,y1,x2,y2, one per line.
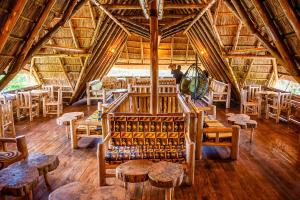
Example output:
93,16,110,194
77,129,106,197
116,160,153,183
11,152,59,190
49,182,126,200
57,112,84,138
148,161,184,200
227,113,257,143
0,163,39,200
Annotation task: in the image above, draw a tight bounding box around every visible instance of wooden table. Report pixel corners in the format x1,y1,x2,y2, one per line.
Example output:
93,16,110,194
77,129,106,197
49,182,126,200
226,113,257,143
0,163,39,200
30,89,49,97
148,161,184,200
11,152,59,190
56,112,84,138
116,160,153,199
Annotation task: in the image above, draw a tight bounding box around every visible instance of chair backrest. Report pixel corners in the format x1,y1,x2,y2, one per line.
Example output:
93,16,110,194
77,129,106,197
56,88,62,105
16,92,32,107
240,89,248,104
210,79,228,93
0,101,14,136
0,95,7,104
277,92,292,109
43,85,54,100
247,85,261,101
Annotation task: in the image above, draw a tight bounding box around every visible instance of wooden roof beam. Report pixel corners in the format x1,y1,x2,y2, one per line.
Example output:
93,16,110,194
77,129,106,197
33,53,91,58
278,0,300,41
224,54,274,59
183,0,216,34
102,3,208,10
43,45,86,53
0,0,56,90
161,14,196,32
228,47,267,54
90,0,131,36
139,0,149,19
251,0,300,81
0,0,27,53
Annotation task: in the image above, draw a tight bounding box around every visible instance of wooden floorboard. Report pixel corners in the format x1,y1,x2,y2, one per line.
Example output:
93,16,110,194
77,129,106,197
7,100,300,200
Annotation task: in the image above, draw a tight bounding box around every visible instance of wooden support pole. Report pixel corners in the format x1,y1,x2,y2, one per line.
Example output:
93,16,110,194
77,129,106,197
251,0,300,81
277,0,300,41
0,0,27,53
140,38,144,64
90,0,131,36
150,0,159,115
183,0,216,34
170,36,174,63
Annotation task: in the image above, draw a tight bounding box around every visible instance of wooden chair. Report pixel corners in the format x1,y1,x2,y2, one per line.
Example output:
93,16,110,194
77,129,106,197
0,135,28,169
240,89,260,116
0,95,7,104
247,85,261,102
0,101,15,137
203,79,231,108
266,92,292,123
43,88,63,117
16,92,39,121
42,85,54,101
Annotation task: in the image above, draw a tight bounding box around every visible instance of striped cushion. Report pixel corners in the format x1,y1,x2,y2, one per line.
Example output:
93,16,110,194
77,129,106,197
0,151,20,169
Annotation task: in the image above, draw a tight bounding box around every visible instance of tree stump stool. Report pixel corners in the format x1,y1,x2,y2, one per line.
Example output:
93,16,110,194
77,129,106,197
0,164,39,200
49,182,126,200
148,161,184,200
11,152,59,190
116,160,153,199
56,112,84,139
226,113,258,143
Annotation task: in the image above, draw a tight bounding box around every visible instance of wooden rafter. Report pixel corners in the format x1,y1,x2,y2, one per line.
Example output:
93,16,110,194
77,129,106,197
158,0,164,20
102,3,209,10
183,0,216,34
0,0,27,53
30,58,43,85
228,47,267,54
241,59,254,86
224,54,274,59
43,45,86,53
251,0,300,80
170,36,174,63
277,0,300,41
90,0,131,36
0,0,56,90
229,21,242,66
140,38,144,64
33,53,91,58
161,15,196,32
139,0,149,19
185,39,189,64
88,1,97,29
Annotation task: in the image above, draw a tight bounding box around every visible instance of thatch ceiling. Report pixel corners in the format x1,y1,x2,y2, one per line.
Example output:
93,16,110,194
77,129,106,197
0,0,299,103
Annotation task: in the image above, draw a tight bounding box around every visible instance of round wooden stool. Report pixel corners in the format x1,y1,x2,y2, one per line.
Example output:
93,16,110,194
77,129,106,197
0,164,39,200
49,182,126,200
12,152,59,190
116,160,153,199
227,113,258,142
148,161,184,200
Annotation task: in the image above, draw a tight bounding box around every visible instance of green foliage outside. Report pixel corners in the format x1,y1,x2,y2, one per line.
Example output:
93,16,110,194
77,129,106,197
275,79,300,95
0,71,37,93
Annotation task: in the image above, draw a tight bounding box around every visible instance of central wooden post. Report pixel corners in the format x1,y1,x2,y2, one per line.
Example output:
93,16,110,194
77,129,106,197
150,0,159,114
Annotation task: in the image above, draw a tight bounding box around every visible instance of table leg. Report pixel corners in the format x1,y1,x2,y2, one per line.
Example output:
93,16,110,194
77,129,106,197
165,188,173,200
66,125,70,139
25,188,33,200
250,128,254,143
44,173,51,191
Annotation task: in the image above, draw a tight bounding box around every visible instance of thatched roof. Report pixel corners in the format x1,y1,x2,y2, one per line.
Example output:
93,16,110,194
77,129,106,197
0,0,299,103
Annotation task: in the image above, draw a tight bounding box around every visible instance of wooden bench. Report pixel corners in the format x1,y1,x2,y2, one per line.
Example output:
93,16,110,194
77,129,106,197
203,79,231,108
97,93,195,186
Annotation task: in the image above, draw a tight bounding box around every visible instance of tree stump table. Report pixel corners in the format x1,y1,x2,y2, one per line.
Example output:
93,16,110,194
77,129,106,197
0,164,39,200
116,160,153,199
56,112,84,139
49,182,126,200
226,113,258,143
11,152,59,190
148,161,184,200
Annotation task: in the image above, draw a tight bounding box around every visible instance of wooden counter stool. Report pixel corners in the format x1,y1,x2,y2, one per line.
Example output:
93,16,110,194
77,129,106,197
116,160,153,199
56,112,84,139
227,113,258,143
12,152,59,190
49,181,126,200
0,163,39,200
148,161,184,200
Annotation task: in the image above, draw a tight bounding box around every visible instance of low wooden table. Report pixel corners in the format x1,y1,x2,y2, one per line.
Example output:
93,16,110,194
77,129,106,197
12,152,59,190
56,112,84,138
0,164,39,200
148,161,184,200
49,182,126,200
116,160,153,199
226,113,257,142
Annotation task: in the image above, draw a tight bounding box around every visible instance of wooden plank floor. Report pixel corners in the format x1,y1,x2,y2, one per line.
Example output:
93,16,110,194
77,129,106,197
9,101,300,200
